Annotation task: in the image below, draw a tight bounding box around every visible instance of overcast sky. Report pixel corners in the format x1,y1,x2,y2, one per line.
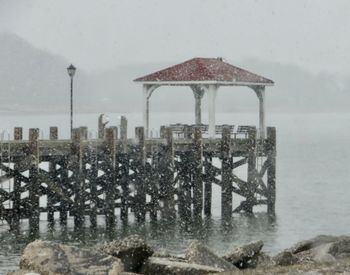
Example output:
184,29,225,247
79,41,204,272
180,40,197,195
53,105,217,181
0,0,349,74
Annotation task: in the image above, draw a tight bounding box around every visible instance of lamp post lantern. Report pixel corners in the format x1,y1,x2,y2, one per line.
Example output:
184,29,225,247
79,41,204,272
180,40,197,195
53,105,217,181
67,64,76,138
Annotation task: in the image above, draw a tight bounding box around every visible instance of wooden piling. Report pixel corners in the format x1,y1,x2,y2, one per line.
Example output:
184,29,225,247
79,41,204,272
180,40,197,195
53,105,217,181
119,116,129,222
149,151,159,221
47,127,58,227
135,127,146,222
59,155,69,226
192,127,203,218
0,121,277,228
28,128,39,239
203,153,212,216
161,127,175,220
120,116,128,148
12,127,23,232
98,114,106,139
246,126,257,213
221,127,232,219
88,140,98,228
71,128,85,230
104,127,117,229
267,127,276,216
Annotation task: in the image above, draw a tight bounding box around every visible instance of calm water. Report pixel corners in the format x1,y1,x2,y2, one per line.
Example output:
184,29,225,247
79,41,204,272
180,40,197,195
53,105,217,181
1,112,350,273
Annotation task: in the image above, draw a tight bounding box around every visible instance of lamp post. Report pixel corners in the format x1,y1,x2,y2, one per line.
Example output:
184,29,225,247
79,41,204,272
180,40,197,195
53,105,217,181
67,64,76,138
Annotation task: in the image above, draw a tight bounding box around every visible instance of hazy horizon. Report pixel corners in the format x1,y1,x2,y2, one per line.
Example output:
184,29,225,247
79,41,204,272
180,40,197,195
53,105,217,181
1,0,349,75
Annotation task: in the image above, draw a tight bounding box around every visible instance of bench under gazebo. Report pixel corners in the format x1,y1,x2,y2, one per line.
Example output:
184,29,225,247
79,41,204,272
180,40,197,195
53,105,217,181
134,57,274,138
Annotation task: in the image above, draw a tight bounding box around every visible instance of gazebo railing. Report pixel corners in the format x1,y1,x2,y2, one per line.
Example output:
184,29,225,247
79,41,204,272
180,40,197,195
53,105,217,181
168,123,257,139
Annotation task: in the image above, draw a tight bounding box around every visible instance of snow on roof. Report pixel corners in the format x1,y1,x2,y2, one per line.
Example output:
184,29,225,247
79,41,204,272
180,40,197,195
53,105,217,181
134,57,274,85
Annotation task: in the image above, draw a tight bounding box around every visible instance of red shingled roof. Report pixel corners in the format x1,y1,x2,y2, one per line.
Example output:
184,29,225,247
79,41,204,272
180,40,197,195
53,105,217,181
134,57,274,85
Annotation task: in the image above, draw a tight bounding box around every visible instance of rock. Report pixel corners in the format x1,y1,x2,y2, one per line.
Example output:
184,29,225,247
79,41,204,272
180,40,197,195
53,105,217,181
223,240,264,269
19,239,123,275
328,239,350,258
142,257,224,275
256,252,272,267
290,235,350,254
6,271,41,275
273,251,298,266
185,241,237,271
311,243,336,263
98,234,153,272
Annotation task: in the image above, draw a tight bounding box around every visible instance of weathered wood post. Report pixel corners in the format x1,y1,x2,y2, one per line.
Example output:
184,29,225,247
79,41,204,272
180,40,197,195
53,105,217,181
246,126,257,213
71,128,85,230
59,154,69,226
88,138,98,229
267,127,276,216
98,114,107,139
159,126,166,139
192,127,203,219
149,149,159,221
12,127,23,232
221,126,232,219
28,128,39,239
203,153,212,217
161,127,175,220
104,127,117,229
47,127,58,228
135,127,146,222
120,117,129,222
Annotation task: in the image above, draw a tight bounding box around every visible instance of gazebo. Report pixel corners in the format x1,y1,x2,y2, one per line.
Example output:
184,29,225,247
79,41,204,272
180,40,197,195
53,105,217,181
134,57,274,138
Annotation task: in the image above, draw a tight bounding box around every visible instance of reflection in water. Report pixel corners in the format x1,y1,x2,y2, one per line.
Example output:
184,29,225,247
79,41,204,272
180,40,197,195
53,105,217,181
0,213,277,272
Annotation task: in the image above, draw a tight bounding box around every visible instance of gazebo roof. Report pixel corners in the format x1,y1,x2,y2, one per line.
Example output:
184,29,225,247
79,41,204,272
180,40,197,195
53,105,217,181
134,57,274,86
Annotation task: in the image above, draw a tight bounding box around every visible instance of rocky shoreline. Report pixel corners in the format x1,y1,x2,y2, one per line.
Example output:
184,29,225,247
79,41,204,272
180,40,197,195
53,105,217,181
7,234,350,274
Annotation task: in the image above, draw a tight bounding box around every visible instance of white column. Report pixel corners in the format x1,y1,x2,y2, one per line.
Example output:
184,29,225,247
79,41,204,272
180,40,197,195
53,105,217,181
142,84,149,137
142,84,157,138
254,86,266,139
191,85,205,125
207,84,218,138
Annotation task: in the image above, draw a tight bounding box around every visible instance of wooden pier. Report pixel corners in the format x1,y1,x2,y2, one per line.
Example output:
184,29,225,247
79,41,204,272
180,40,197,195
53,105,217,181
0,117,276,237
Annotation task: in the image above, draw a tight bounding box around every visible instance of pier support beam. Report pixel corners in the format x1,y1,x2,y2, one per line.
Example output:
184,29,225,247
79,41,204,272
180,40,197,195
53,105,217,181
104,127,117,230
120,116,129,222
71,128,85,230
221,127,232,220
12,127,23,233
48,127,58,228
161,127,175,221
193,127,203,219
28,128,39,240
246,126,257,213
267,127,276,216
135,127,146,222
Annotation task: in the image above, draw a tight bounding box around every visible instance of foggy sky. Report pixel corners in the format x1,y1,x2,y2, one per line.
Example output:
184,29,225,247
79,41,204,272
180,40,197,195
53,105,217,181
0,0,349,74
